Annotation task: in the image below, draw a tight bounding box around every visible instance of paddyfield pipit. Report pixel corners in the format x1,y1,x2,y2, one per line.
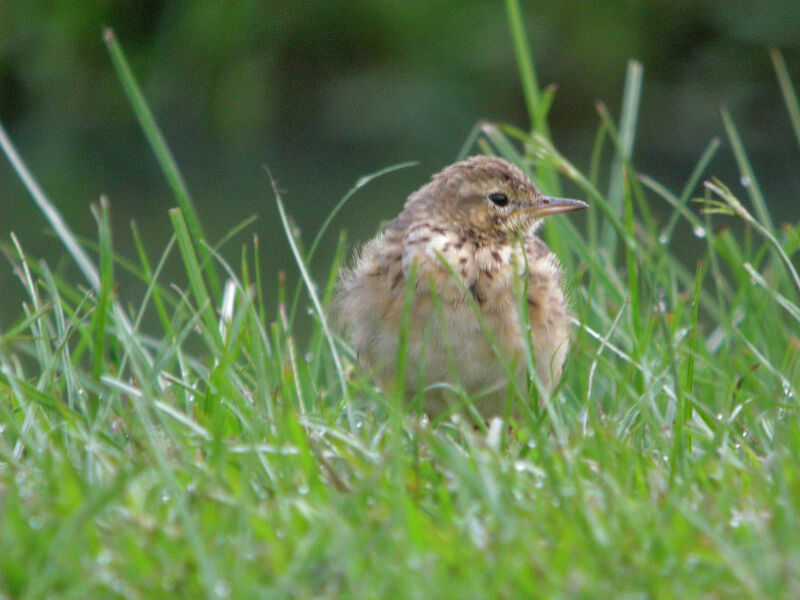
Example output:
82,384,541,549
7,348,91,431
334,155,587,419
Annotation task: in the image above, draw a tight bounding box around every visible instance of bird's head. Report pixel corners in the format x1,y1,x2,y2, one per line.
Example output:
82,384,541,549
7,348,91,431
408,155,587,242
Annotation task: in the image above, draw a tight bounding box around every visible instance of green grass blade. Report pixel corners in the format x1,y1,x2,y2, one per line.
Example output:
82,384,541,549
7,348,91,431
483,123,526,170
169,208,222,350
130,220,172,333
646,137,720,245
0,119,152,371
103,28,220,301
602,60,643,255
505,0,559,193
306,161,418,264
770,48,800,159
0,121,99,291
703,178,800,294
89,197,114,381
457,121,488,161
684,260,705,446
622,172,642,387
587,116,610,248
272,177,350,414
744,263,800,323
721,107,774,232
504,0,544,134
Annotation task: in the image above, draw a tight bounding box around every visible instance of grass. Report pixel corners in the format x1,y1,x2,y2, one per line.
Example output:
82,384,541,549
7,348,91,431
2,6,800,599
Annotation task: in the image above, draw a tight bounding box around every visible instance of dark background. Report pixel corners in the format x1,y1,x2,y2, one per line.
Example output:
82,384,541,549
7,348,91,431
1,1,799,327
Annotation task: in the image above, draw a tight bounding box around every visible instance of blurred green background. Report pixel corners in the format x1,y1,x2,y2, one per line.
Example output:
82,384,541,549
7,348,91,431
1,1,799,327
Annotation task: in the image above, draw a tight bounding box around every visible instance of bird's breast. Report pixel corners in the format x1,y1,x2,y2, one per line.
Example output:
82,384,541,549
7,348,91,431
402,225,524,302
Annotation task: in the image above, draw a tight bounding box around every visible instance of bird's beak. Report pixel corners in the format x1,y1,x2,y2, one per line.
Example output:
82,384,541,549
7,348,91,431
513,196,589,218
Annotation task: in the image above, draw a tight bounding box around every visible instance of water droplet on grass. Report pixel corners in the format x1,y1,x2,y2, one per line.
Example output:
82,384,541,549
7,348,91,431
214,579,230,598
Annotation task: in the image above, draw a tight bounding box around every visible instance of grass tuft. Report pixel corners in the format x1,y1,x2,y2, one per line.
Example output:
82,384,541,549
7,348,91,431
0,12,799,600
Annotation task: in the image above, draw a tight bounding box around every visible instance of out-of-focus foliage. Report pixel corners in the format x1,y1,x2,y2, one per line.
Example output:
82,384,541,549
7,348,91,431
0,1,798,325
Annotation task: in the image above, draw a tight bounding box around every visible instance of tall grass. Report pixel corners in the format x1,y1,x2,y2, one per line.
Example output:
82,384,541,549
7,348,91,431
1,7,799,599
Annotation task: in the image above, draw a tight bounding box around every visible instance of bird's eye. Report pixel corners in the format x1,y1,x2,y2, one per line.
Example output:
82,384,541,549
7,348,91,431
489,192,509,207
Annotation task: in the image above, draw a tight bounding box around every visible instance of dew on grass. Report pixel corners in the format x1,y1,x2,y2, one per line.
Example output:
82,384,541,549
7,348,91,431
407,555,424,571
467,515,488,550
113,580,131,595
740,175,751,188
693,226,707,239
214,579,230,599
653,288,667,313
658,233,668,245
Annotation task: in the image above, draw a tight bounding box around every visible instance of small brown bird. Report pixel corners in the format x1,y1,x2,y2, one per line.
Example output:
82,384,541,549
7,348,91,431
334,155,587,419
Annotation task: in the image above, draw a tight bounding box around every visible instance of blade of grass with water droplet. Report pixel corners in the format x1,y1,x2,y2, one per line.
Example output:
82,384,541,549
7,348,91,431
721,108,774,233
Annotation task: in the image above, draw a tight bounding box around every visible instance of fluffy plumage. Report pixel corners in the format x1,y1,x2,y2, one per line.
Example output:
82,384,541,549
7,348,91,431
334,155,587,419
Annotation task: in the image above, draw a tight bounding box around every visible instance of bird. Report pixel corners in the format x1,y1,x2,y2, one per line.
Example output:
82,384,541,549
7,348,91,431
333,155,587,420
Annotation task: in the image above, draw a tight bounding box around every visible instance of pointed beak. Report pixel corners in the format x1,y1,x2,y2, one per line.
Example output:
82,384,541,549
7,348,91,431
514,196,589,218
